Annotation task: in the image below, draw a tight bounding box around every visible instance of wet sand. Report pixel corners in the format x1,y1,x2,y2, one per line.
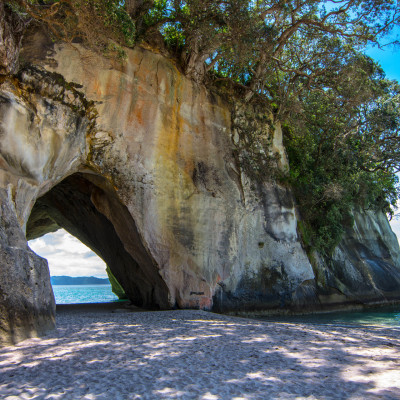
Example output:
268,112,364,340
1,305,400,399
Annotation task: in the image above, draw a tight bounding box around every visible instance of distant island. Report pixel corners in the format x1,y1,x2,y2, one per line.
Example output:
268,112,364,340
51,276,110,285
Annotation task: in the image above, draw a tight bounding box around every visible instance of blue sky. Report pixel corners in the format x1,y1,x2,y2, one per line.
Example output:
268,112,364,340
367,45,400,80
365,27,400,244
29,29,400,278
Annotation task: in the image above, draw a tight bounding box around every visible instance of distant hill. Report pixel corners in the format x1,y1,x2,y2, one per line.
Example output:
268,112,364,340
51,276,110,285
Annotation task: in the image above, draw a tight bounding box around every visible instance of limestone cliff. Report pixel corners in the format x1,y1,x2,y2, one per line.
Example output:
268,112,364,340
314,209,400,306
1,21,400,345
0,189,55,346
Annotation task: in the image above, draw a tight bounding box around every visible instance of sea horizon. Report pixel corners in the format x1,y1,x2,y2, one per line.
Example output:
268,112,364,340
52,283,119,304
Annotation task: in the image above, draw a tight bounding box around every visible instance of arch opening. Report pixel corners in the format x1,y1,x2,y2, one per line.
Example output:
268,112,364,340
26,173,170,309
29,229,125,304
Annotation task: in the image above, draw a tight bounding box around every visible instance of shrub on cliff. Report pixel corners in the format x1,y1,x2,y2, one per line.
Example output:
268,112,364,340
283,54,400,254
6,0,136,57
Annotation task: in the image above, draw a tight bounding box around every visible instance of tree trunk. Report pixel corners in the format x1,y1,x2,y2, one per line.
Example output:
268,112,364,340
184,53,209,84
125,0,154,18
125,0,141,16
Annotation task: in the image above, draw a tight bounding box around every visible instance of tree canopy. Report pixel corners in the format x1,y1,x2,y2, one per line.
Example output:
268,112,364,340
5,0,400,254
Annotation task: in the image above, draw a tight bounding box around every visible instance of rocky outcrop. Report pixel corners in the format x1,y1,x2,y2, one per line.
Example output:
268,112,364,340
46,44,317,311
0,23,400,344
0,188,55,346
314,209,400,307
29,173,170,308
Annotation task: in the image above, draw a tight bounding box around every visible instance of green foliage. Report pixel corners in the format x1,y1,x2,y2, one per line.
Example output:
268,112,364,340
161,23,186,52
7,0,136,56
106,266,128,300
283,56,400,255
98,1,137,47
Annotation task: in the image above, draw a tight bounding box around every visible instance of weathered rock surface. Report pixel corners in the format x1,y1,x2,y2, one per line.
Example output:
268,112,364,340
0,188,55,346
0,26,400,344
315,209,400,306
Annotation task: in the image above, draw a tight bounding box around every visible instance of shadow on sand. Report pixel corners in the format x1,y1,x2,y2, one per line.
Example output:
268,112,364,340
1,304,399,399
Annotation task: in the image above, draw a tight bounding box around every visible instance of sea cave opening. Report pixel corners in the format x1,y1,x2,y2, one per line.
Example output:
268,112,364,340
26,172,170,309
28,228,126,304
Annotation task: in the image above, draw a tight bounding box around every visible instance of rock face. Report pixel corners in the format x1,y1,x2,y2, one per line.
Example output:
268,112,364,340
1,29,400,344
0,189,55,346
315,210,400,306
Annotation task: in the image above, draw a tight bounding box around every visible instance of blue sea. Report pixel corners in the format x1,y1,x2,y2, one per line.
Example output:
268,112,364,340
52,284,120,304
52,285,400,327
258,305,400,327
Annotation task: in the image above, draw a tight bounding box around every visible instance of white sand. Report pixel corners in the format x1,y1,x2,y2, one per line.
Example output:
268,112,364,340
1,307,400,399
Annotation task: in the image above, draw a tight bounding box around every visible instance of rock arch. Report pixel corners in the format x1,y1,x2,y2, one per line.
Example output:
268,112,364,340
0,43,319,345
27,172,170,309
0,67,171,345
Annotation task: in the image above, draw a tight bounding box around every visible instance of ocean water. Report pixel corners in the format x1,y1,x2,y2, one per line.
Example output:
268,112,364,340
257,305,400,328
52,284,119,304
52,284,400,327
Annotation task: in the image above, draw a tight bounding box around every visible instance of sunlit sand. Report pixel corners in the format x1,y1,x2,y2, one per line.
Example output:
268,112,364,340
1,307,399,399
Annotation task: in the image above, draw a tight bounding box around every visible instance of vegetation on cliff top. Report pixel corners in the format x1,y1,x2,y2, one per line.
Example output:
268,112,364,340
5,0,400,254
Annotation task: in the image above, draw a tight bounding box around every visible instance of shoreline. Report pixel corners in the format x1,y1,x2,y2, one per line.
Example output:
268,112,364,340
55,299,400,318
1,307,400,398
225,300,400,318
56,300,132,313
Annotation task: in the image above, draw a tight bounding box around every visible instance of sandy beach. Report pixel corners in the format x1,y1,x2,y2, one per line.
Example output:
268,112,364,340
1,305,400,399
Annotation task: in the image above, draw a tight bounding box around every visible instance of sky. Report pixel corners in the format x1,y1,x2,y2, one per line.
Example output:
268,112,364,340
364,27,400,247
28,28,400,279
29,230,107,278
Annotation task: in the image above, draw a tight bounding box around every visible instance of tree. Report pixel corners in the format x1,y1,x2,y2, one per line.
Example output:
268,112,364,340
140,1,400,89
7,1,400,86
283,52,400,254
6,0,136,56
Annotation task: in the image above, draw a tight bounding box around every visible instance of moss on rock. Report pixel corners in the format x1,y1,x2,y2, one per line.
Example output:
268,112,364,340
106,266,127,300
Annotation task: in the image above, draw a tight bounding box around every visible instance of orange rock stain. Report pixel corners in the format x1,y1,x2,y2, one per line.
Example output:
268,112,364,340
92,79,102,97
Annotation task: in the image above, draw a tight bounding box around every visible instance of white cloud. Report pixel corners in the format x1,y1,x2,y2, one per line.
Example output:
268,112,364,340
390,217,400,243
29,229,107,278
